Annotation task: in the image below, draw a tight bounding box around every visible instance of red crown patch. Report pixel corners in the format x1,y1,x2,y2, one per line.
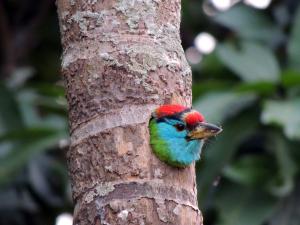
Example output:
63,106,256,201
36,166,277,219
155,104,188,118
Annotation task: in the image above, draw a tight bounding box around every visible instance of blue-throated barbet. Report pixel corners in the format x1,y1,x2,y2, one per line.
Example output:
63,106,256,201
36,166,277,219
149,104,222,167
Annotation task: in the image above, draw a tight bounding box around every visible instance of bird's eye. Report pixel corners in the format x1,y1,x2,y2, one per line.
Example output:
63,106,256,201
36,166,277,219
174,124,185,131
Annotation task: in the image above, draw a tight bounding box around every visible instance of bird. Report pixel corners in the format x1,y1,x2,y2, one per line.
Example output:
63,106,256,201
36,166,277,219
149,104,222,167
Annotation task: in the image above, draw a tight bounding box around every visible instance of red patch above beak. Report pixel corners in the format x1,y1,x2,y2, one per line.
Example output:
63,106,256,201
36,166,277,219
184,111,205,126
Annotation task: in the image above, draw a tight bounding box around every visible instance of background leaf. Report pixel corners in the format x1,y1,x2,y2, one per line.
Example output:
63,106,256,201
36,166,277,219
217,42,280,83
194,90,256,123
0,84,23,133
214,5,283,44
223,155,275,187
0,128,67,185
261,98,300,140
266,132,297,197
282,70,300,88
288,5,300,71
215,183,278,225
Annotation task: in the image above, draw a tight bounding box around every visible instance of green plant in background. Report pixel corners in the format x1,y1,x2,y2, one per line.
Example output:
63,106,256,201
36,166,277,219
0,72,71,224
188,2,300,225
0,1,72,222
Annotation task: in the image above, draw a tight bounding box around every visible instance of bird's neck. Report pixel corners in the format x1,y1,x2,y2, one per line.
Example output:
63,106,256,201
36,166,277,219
165,137,202,164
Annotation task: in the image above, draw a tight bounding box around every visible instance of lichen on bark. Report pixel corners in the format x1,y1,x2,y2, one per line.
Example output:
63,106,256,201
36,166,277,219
56,0,202,224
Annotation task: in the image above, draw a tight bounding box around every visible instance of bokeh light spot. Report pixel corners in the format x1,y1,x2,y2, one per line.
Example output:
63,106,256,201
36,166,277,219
194,32,217,54
185,47,202,65
55,213,73,225
244,0,272,9
211,0,232,11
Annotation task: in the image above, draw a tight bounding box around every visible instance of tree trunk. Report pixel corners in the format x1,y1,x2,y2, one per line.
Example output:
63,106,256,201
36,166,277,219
56,0,202,224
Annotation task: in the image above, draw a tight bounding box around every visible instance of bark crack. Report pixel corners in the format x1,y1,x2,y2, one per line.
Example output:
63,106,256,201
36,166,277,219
70,104,157,146
81,180,199,212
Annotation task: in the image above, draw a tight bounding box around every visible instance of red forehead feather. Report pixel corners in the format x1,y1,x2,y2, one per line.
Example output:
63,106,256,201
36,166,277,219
184,111,205,125
155,105,188,118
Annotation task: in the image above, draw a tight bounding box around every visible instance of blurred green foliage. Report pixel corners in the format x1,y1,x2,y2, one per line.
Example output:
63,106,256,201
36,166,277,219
189,1,300,225
1,0,300,225
0,1,71,224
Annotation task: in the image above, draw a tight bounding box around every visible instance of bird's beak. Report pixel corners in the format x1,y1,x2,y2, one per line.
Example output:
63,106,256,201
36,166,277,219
188,122,222,139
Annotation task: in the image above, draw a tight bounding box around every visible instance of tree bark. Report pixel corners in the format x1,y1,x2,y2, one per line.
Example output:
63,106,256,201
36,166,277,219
56,0,202,224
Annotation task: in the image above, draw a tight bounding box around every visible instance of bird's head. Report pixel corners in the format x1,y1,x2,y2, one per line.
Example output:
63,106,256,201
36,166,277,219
149,104,222,167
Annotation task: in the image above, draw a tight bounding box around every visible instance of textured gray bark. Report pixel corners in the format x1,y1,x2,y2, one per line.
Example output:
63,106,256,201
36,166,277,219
56,0,202,224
